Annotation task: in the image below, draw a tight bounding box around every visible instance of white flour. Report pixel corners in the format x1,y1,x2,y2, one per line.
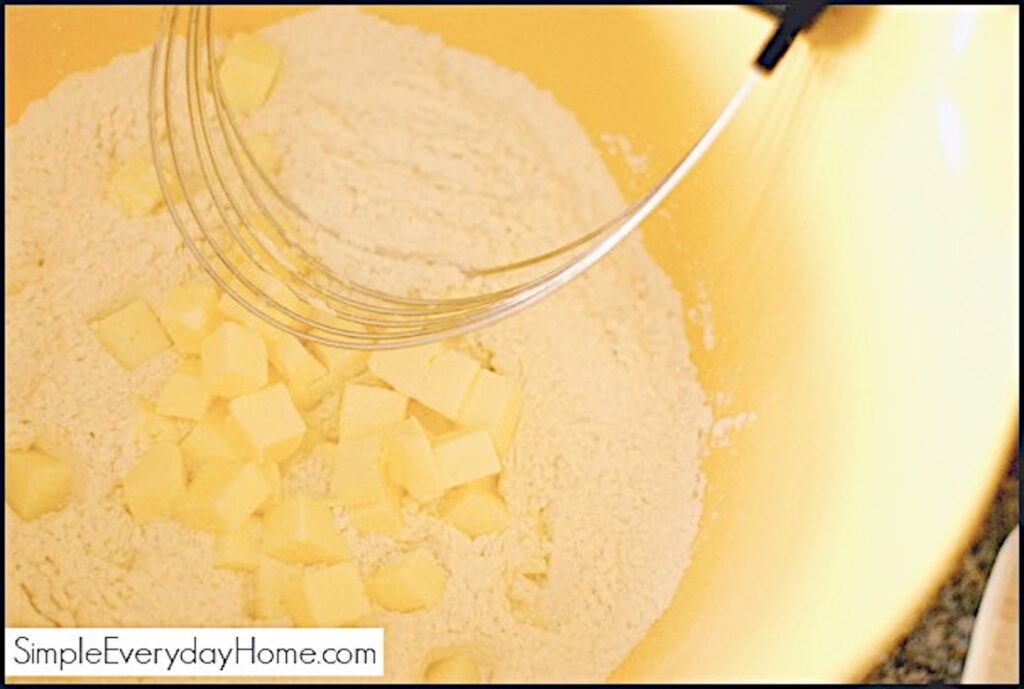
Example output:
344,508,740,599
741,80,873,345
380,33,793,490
5,7,710,682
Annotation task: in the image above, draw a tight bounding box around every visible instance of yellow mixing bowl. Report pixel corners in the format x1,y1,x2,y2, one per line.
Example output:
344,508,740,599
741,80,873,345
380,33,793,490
5,5,1019,682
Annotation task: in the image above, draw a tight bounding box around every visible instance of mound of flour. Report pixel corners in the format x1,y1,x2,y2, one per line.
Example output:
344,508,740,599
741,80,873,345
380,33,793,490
5,7,710,682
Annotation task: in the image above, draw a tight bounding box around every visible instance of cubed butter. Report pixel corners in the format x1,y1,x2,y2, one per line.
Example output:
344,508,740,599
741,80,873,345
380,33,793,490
424,655,481,684
156,369,213,421
133,397,183,444
217,291,284,344
227,383,306,463
268,333,326,389
457,369,522,458
338,383,408,440
158,282,220,355
366,548,447,613
5,449,73,521
286,370,341,412
93,299,172,369
218,33,282,113
384,418,443,503
109,152,162,217
284,562,371,628
366,343,441,397
332,434,388,507
123,443,186,524
177,461,272,532
179,403,244,476
415,350,480,420
308,341,369,379
200,321,268,398
262,494,351,565
433,429,501,489
409,400,457,437
348,485,403,536
214,518,261,572
257,462,283,512
440,486,511,537
253,558,300,620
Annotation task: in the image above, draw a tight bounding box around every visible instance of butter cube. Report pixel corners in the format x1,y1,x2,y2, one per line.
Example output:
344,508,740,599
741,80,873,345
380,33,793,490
415,350,480,419
246,132,282,175
218,33,282,113
348,485,404,536
268,333,327,389
227,383,306,463
367,343,441,397
217,291,285,344
366,548,447,613
308,342,369,379
177,461,272,532
158,282,220,355
258,462,283,512
133,397,184,444
156,368,214,421
284,562,371,628
424,655,481,684
5,449,73,521
433,429,501,489
409,400,457,437
123,443,186,524
384,418,443,503
93,299,172,369
214,518,261,572
180,403,243,476
109,152,162,217
332,434,388,507
286,370,341,412
262,494,351,565
200,321,268,398
338,383,408,439
253,558,300,620
440,487,511,537
458,369,522,458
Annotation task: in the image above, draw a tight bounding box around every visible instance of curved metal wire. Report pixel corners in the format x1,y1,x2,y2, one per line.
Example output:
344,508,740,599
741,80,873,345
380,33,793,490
149,6,759,349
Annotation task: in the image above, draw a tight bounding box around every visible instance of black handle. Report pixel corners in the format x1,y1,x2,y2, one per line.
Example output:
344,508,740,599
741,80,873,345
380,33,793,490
754,1,829,72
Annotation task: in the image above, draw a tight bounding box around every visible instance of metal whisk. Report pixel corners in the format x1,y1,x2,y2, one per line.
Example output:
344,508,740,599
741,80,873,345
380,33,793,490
149,5,822,350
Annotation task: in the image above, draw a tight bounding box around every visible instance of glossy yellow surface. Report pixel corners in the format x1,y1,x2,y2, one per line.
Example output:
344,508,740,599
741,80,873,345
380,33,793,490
5,5,1019,682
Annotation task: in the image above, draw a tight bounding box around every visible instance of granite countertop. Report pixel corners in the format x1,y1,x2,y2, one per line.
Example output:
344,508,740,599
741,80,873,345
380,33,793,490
866,444,1019,683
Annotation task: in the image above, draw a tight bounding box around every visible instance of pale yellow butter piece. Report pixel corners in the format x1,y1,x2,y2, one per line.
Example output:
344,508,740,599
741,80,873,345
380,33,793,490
158,282,220,355
109,152,162,217
5,448,73,521
457,369,522,458
200,321,268,398
180,403,243,476
409,400,457,437
123,443,186,524
440,486,511,537
253,558,300,620
366,343,441,397
424,655,481,684
216,291,285,344
133,397,184,445
415,350,480,420
384,417,443,503
268,333,327,389
433,429,501,489
218,33,282,113
246,132,282,175
93,299,172,370
366,548,447,613
332,434,388,507
286,370,342,412
156,369,214,421
262,494,351,565
308,341,369,379
177,461,272,532
214,517,261,572
348,485,404,536
257,462,283,513
338,383,408,440
284,562,371,628
227,383,306,463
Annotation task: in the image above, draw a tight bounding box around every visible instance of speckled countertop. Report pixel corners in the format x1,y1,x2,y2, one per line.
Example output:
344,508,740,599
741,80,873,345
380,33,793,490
866,445,1019,683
